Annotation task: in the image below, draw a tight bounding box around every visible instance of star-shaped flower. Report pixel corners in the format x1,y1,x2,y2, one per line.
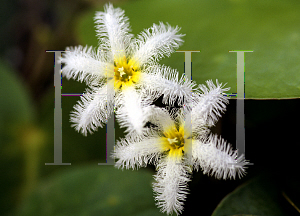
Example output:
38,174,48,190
61,3,185,135
112,80,249,215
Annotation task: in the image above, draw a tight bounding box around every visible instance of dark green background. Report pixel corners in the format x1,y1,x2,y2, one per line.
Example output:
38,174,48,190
1,0,299,215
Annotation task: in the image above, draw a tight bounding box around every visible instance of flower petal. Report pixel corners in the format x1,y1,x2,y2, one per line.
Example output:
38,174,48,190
115,87,154,136
133,22,184,65
94,3,133,59
140,65,197,108
192,79,230,129
192,134,248,180
61,45,107,84
146,106,175,132
153,156,191,215
70,84,114,136
112,133,162,169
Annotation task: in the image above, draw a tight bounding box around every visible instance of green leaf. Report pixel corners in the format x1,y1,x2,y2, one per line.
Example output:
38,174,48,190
16,165,166,216
211,174,289,216
0,60,34,125
0,60,36,214
75,0,300,99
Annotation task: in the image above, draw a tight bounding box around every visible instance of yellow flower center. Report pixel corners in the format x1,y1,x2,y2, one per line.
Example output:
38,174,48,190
161,125,188,159
114,56,140,90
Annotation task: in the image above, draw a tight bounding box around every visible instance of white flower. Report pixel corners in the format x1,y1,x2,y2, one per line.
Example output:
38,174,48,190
115,65,200,136
112,80,249,215
61,3,185,135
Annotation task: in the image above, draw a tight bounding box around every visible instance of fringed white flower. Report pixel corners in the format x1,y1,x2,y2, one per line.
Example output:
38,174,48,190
112,80,249,215
191,79,231,137
192,80,230,127
153,156,191,215
115,86,154,136
69,84,114,135
61,3,185,135
139,65,200,109
192,134,248,180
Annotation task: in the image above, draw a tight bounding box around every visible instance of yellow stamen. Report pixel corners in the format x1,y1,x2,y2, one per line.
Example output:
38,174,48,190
113,56,141,90
118,67,125,77
168,137,178,144
160,125,190,159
